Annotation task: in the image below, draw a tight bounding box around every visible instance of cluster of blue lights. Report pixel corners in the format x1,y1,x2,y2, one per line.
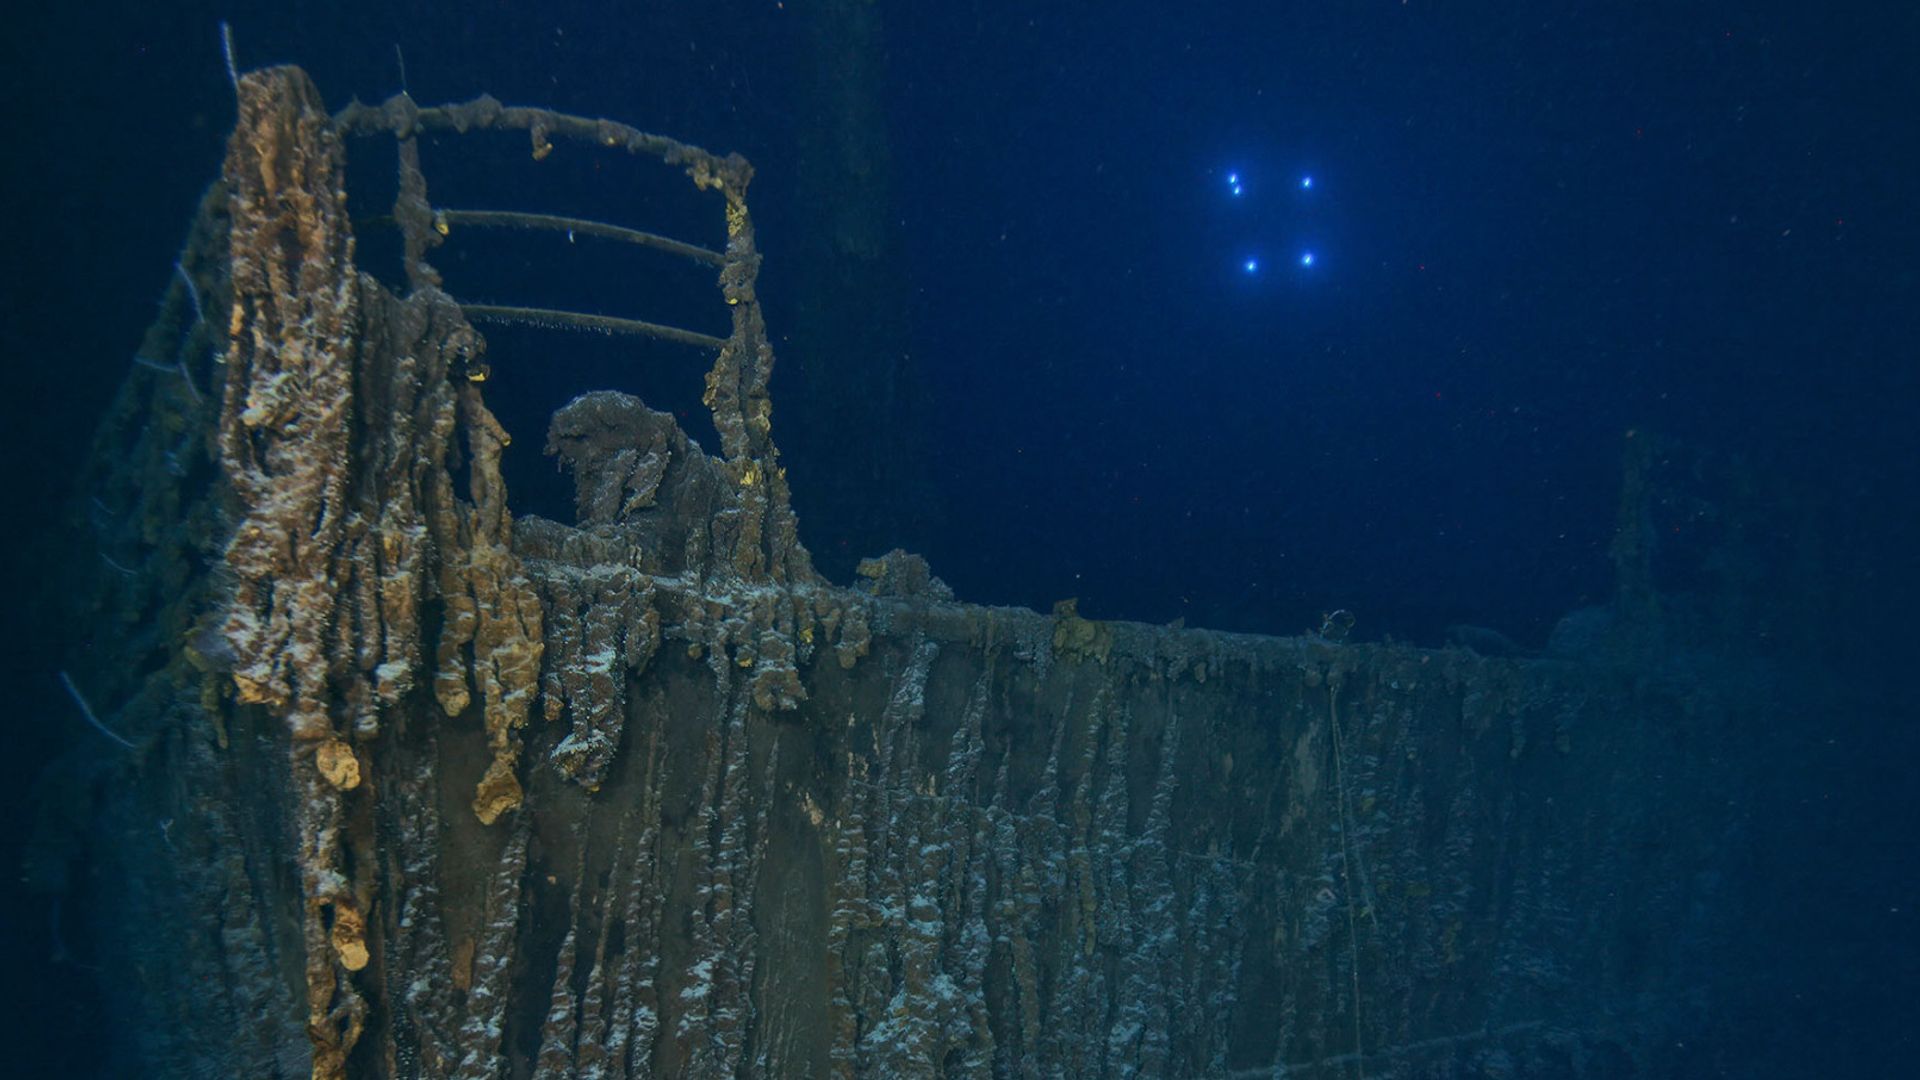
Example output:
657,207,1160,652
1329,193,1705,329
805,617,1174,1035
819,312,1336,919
1225,169,1319,276
1239,253,1315,274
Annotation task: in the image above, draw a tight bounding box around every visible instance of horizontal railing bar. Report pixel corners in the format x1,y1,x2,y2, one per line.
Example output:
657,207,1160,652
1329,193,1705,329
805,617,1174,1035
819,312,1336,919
334,95,749,192
461,304,727,351
438,209,724,267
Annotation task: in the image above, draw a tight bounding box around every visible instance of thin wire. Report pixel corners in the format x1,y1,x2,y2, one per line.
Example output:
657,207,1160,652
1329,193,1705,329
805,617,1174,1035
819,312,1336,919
219,22,239,93
58,671,136,751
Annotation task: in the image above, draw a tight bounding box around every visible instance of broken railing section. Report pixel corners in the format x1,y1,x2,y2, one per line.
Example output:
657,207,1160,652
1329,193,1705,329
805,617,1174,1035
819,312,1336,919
337,80,823,791
337,85,815,588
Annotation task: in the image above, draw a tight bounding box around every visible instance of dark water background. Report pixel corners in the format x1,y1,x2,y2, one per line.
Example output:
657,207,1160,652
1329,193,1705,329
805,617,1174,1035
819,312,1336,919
2,2,1913,1074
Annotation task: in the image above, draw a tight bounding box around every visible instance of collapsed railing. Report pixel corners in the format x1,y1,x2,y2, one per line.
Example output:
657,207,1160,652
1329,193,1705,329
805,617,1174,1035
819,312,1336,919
334,90,809,582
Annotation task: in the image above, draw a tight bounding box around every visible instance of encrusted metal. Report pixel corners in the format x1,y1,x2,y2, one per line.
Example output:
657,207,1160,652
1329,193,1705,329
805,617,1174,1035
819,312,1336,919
40,64,1755,1080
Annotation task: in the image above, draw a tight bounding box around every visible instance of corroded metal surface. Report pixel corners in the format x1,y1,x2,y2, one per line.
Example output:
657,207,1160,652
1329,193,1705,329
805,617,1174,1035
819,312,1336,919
44,66,1747,1079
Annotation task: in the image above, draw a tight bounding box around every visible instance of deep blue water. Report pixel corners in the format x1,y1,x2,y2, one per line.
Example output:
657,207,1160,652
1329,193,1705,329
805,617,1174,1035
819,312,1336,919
2,2,1914,1074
